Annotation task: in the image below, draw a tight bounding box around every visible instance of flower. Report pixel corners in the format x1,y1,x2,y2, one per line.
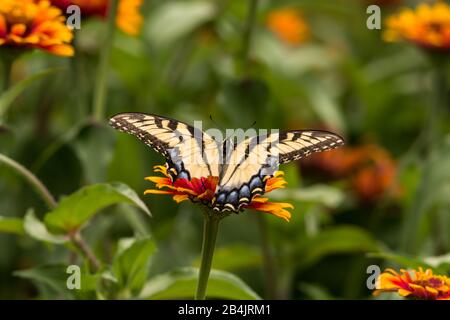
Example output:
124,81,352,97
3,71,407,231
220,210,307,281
0,0,74,56
144,165,294,221
266,8,309,46
374,268,450,300
384,1,450,52
301,144,400,203
51,0,143,36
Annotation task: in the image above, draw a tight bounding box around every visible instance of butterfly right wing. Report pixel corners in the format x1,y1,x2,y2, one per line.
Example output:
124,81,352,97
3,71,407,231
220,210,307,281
109,113,221,180
214,130,344,212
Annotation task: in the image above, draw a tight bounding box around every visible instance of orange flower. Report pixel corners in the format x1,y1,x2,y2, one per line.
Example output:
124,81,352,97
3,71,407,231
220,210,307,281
0,0,74,56
266,8,309,46
384,1,450,52
144,165,293,221
374,268,450,300
51,0,143,36
301,147,368,179
301,144,400,203
352,154,397,203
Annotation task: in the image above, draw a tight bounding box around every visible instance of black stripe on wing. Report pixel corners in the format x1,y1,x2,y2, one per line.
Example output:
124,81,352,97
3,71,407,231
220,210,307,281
277,130,344,164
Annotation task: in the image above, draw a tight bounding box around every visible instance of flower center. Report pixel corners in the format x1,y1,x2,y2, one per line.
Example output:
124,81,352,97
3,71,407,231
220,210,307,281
429,22,443,33
415,277,443,288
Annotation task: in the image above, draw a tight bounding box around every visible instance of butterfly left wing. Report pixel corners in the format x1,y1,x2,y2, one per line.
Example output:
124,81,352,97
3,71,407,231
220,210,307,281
213,130,344,212
109,113,221,181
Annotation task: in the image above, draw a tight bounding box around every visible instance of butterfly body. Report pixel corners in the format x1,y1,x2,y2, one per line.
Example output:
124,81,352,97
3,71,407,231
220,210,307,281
109,113,344,213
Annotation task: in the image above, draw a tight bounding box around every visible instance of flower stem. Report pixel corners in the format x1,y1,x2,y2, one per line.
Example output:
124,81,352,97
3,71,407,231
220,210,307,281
195,214,220,300
0,153,57,209
256,214,278,299
70,231,101,272
92,0,118,122
400,60,447,254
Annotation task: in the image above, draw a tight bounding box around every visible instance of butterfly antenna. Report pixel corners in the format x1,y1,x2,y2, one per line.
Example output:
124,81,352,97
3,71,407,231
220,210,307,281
248,120,257,128
209,115,226,131
222,120,258,149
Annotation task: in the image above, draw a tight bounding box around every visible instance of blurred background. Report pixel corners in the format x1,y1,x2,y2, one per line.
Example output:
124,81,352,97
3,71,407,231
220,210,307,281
0,0,449,300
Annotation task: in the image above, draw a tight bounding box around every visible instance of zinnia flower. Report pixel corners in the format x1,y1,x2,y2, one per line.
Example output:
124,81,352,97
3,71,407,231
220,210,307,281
384,1,450,52
374,268,450,300
0,0,74,56
301,144,400,203
51,0,143,36
266,8,309,46
144,165,294,221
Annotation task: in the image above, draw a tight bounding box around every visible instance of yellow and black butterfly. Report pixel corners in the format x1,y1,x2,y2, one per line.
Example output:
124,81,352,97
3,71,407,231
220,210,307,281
109,113,344,212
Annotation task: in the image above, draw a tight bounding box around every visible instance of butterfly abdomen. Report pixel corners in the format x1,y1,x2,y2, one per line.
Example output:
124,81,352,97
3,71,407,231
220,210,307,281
213,174,267,213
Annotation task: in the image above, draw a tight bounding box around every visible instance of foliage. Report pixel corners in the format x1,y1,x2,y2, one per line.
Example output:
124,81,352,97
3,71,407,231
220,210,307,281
0,0,449,300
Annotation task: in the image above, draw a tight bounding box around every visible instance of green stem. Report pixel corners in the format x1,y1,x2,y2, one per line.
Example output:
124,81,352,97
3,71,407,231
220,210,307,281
238,0,259,75
71,37,88,119
400,61,446,254
0,153,57,209
92,0,118,122
70,232,101,272
195,214,220,300
256,214,278,299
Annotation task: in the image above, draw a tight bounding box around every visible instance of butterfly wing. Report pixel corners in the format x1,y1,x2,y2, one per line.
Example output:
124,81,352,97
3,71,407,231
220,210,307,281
214,130,344,211
109,113,220,180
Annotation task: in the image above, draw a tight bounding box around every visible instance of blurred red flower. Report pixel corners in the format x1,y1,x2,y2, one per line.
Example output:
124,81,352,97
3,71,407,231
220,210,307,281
51,0,143,36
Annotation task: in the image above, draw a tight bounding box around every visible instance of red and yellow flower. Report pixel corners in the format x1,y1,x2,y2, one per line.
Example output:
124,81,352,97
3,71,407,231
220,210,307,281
266,8,309,46
144,165,294,221
374,268,450,300
384,1,450,52
51,0,143,36
0,0,74,56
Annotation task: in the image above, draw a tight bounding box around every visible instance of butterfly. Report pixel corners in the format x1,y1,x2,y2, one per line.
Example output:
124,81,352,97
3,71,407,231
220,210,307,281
109,113,344,213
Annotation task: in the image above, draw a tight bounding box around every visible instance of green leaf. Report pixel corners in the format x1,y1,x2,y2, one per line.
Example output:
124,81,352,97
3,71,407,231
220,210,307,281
146,1,216,48
14,264,104,299
0,216,24,235
305,83,346,134
72,124,116,183
44,183,151,234
424,253,450,272
112,238,156,294
369,252,449,274
296,226,382,270
298,283,337,300
193,244,262,272
14,264,74,299
140,267,261,300
0,68,61,118
270,184,345,208
23,209,66,244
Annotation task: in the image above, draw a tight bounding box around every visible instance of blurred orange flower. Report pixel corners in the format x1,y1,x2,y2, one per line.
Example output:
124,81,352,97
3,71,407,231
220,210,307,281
144,165,293,221
51,0,143,36
374,268,450,300
0,0,74,56
384,1,450,52
301,144,400,203
266,8,309,46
